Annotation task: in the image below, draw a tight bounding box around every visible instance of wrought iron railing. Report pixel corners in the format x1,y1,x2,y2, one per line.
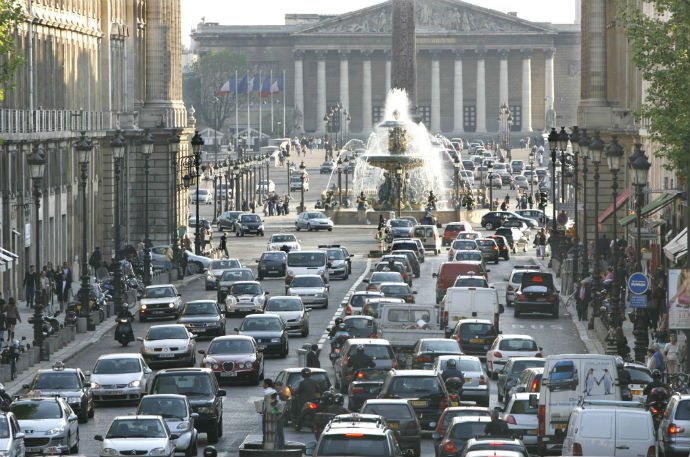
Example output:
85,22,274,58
0,109,113,134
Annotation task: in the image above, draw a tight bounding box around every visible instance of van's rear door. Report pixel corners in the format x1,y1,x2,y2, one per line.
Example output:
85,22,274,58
614,410,654,457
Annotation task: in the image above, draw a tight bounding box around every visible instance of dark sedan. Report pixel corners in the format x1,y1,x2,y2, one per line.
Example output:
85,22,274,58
177,300,226,338
407,338,463,370
235,313,289,358
199,335,264,385
257,251,287,280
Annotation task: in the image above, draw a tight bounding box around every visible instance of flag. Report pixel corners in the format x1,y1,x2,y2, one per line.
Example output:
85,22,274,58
249,72,261,93
237,74,248,94
260,75,272,97
270,75,284,93
217,73,236,96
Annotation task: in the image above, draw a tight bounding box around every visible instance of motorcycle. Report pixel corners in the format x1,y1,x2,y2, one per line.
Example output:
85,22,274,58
293,389,335,432
445,377,465,406
646,386,671,430
28,310,61,338
115,305,135,346
0,383,11,411
328,331,351,365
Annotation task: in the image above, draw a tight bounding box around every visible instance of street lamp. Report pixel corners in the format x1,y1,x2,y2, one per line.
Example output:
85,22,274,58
168,131,182,278
337,157,343,206
27,143,46,357
212,166,219,224
233,161,240,211
578,129,590,279
344,157,350,207
547,128,560,234
558,127,570,204
395,164,403,217
299,161,306,213
75,132,92,324
589,131,605,288
630,143,651,362
141,130,154,286
190,130,204,255
497,102,513,161
606,135,625,335
528,149,535,208
487,162,494,211
569,126,581,288
453,155,460,209
111,130,126,316
265,153,270,185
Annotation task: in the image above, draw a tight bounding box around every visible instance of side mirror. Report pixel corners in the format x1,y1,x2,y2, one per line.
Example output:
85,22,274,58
191,413,199,419
234,327,240,332
538,346,543,351
136,337,143,342
14,432,24,440
256,259,260,263
83,382,91,388
304,441,317,456
265,291,270,295
412,291,418,294
363,279,370,283
170,433,180,440
486,269,491,273
431,432,441,441
94,435,104,442
217,389,227,397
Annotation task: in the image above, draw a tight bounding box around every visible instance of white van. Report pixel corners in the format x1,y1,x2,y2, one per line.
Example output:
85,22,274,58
440,287,502,333
285,250,328,285
537,354,621,455
562,400,656,457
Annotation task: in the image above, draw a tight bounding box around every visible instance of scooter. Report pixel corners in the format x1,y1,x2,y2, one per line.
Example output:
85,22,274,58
114,307,135,346
293,389,335,432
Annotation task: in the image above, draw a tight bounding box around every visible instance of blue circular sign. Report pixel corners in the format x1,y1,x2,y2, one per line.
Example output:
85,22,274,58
628,272,649,295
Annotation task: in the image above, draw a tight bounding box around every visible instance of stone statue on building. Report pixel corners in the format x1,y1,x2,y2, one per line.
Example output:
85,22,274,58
293,108,303,133
545,108,556,131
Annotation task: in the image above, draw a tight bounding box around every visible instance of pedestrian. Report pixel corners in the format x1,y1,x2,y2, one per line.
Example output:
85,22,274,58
534,229,547,259
528,192,534,209
39,271,51,314
260,379,278,447
54,268,64,309
88,247,102,273
23,265,38,309
4,298,20,341
664,333,683,374
646,344,665,374
60,261,72,304
306,344,320,368
219,233,228,258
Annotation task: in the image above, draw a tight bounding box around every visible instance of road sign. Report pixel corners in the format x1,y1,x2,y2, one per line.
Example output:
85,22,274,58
630,294,648,309
628,272,650,295
557,212,569,226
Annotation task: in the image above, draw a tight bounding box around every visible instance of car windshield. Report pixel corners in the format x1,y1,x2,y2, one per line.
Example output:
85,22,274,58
183,302,217,315
151,374,213,397
265,298,303,312
11,401,62,420
390,376,441,395
291,277,323,288
362,404,413,419
317,434,387,456
350,294,381,307
93,358,141,374
454,251,482,262
106,418,167,439
499,339,538,351
421,340,460,352
146,326,188,341
145,287,176,298
380,285,408,295
138,397,188,419
308,213,326,219
271,235,296,243
208,339,254,355
390,219,413,227
459,323,495,337
288,252,326,267
442,410,489,428
370,272,403,283
476,240,496,248
231,283,262,295
327,249,345,260
241,318,282,332
261,252,286,262
451,421,490,440
34,372,81,390
241,214,261,222
510,360,544,373
211,259,240,269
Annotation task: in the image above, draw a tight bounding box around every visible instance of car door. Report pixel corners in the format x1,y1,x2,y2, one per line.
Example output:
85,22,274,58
9,416,23,457
614,410,653,457
78,370,93,408
63,401,78,445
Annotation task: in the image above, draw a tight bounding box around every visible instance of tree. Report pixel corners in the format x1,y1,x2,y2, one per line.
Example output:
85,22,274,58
191,50,247,139
623,0,690,170
0,0,24,102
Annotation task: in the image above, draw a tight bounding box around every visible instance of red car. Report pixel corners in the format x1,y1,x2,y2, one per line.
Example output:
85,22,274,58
442,222,473,246
198,335,264,385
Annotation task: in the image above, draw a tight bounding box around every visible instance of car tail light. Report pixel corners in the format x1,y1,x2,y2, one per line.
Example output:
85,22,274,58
535,352,543,358
548,295,558,303
345,305,352,316
493,351,502,358
668,423,685,434
572,442,583,456
416,356,432,363
493,246,498,251
531,379,539,391
346,433,364,437
479,375,487,385
647,446,657,457
650,407,659,415
442,439,457,454
507,285,514,292
351,386,366,395
538,405,545,435
406,295,414,303
517,294,526,301
307,402,318,410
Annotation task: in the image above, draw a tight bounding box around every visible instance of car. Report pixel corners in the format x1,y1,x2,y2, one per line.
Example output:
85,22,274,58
361,399,422,457
459,170,475,187
496,357,546,403
390,249,421,278
139,284,183,322
447,239,479,261
205,258,242,290
347,369,390,413
312,416,402,457
378,282,416,303
138,324,197,368
452,250,484,264
218,210,242,231
235,313,289,358
486,234,511,260
513,271,560,318
320,161,334,174
179,249,212,274
486,335,542,379
449,319,498,358
365,271,405,292
514,209,547,226
460,437,530,457
343,315,378,339
198,335,264,384
622,362,651,402
378,369,451,431
255,179,275,193
0,411,25,457
658,393,690,457
217,268,257,302
177,300,226,338
286,274,329,309
187,217,213,238
222,280,267,316
147,368,225,444
494,228,525,252
509,367,544,398
267,233,301,251
407,338,462,370
274,368,332,424
264,296,310,337
385,219,415,239
345,291,385,316
481,211,537,230
295,211,334,231
522,170,539,184
11,396,79,455
335,338,396,393
190,188,212,204
257,251,287,280
362,297,406,319
289,174,309,191
413,225,442,255
325,246,352,279
505,266,541,307
452,274,489,288
435,416,492,457
512,175,529,190
23,362,94,424
374,260,412,286
510,160,525,174
433,355,489,406
95,415,177,457
475,238,500,264
433,406,491,447
501,219,531,232
235,213,264,237
455,231,481,241
136,394,198,456
483,173,502,188
90,353,152,403
390,239,425,264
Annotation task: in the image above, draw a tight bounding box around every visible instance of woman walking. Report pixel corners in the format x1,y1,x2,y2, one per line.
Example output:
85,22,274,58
4,298,20,341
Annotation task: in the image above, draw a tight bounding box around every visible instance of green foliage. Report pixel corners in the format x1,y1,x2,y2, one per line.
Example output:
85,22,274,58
622,0,690,171
0,0,25,102
192,50,247,132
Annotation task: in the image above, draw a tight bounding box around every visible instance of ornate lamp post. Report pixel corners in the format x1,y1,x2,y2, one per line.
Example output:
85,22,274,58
528,149,535,206
547,128,559,234
488,162,494,211
606,136,625,335
74,133,92,324
498,102,513,161
212,167,219,224
569,126,581,287
190,131,204,255
630,143,651,361
578,129,591,279
395,163,403,218
344,157,350,207
558,127,570,204
453,155,461,208
299,161,306,213
337,157,343,205
233,161,240,211
265,153,270,184
111,130,126,315
27,143,46,356
589,132,605,289
141,130,154,286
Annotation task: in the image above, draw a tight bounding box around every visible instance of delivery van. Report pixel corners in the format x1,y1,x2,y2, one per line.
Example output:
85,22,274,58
439,286,502,333
537,354,621,455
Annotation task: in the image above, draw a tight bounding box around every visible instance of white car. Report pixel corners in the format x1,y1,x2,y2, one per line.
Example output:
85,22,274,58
286,274,329,309
0,411,25,457
267,233,301,251
11,397,79,455
513,175,529,190
190,188,212,204
138,324,196,369
224,281,267,315
486,334,542,378
95,415,176,457
502,392,539,446
139,284,183,322
90,353,152,402
255,179,276,194
295,211,334,231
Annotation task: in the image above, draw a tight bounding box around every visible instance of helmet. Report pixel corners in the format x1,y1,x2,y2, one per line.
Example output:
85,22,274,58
333,393,345,406
446,359,457,368
311,344,319,351
335,317,343,326
356,344,365,353
321,391,334,404
301,368,312,377
649,386,670,403
202,446,218,457
652,369,663,381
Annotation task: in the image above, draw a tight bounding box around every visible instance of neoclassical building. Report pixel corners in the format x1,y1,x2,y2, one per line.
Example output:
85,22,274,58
190,0,580,139
0,0,191,299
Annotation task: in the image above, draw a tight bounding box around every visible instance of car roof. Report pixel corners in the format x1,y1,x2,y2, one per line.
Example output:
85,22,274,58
141,394,187,401
344,315,374,322
510,392,540,401
352,290,384,296
389,369,441,377
97,353,143,360
456,319,493,325
146,284,175,289
450,416,492,425
113,415,164,421
228,280,260,285
209,335,255,342
498,334,536,341
291,274,324,280
279,367,329,374
244,313,282,320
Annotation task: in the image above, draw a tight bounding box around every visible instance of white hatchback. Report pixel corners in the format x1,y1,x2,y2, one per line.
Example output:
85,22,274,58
486,334,542,378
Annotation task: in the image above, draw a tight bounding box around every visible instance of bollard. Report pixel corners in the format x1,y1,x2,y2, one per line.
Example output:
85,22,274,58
76,317,87,333
296,348,307,367
87,312,97,331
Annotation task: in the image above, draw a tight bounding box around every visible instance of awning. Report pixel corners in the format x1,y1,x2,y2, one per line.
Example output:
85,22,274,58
619,191,682,227
0,247,18,272
597,186,632,225
664,228,687,262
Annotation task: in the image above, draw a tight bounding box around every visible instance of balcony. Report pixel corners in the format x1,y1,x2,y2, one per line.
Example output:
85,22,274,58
0,108,113,134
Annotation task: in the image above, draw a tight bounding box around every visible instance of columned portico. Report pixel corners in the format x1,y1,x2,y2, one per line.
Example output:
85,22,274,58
316,51,327,135
545,48,555,125
476,50,487,133
361,51,373,135
453,50,464,134
499,49,509,106
385,52,392,92
521,50,532,132
430,51,441,133
293,50,305,134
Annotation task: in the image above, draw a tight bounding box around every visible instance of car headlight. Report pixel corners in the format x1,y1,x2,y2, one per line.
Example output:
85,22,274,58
253,296,263,305
177,420,192,430
206,272,215,280
168,303,175,308
101,448,119,456
140,304,148,310
47,425,65,435
241,224,248,230
68,397,81,404
128,380,141,388
197,406,213,414
270,338,281,343
317,269,325,275
149,448,168,456
91,381,102,389
143,346,155,354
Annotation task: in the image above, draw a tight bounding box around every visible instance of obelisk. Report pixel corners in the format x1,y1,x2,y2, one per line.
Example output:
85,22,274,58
391,0,417,109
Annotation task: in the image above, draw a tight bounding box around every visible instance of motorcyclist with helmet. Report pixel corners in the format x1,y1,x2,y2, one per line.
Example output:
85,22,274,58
329,322,351,355
293,368,321,425
328,318,344,338
327,394,350,415
644,369,670,404
348,345,376,371
441,359,465,382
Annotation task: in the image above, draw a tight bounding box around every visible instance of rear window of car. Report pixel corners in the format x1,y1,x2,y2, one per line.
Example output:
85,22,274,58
674,400,690,420
351,294,381,307
438,358,482,372
392,242,418,252
442,410,489,428
459,323,495,337
390,376,442,395
509,399,538,414
476,240,496,247
510,360,544,373
362,404,414,420
450,422,490,440
317,435,388,456
522,273,554,289
625,366,653,384
345,318,373,330
349,345,393,360
287,373,331,391
499,339,538,351
421,340,460,352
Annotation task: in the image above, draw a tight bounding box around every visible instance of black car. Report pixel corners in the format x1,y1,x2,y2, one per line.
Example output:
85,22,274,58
218,211,242,231
450,319,497,357
361,399,422,457
475,238,500,264
487,234,511,260
177,300,226,338
256,251,287,280
235,313,289,358
391,249,420,278
513,271,560,318
343,315,378,339
235,213,264,237
481,211,537,230
348,368,388,412
148,368,226,444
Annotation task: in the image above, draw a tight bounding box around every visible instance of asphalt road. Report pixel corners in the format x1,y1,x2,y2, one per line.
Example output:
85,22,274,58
58,151,585,456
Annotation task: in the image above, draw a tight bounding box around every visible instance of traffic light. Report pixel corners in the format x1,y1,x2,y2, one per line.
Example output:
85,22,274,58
539,191,548,209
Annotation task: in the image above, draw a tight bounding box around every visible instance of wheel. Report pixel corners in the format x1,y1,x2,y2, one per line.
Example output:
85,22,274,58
485,222,494,230
207,426,219,444
495,258,499,265
77,408,88,424
281,344,289,358
307,224,312,232
69,432,79,454
296,226,301,232
514,306,521,318
498,392,503,403
257,276,263,281
301,327,308,337
552,306,559,318
328,228,333,231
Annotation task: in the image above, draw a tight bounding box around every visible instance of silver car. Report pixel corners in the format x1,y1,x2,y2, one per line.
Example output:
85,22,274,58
433,355,489,406
205,259,242,290
138,324,197,368
136,394,198,455
294,211,334,232
90,353,152,403
139,284,182,322
286,275,329,309
264,296,310,337
95,416,176,457
11,397,79,455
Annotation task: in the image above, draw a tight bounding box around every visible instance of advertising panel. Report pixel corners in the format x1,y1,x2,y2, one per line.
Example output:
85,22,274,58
668,269,690,330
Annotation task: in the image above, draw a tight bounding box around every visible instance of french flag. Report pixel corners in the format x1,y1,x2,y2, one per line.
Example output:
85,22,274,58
270,75,284,94
217,74,236,96
260,76,272,97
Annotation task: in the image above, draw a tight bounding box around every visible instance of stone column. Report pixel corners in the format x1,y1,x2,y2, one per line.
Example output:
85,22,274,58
521,49,532,132
339,50,350,110
545,48,555,129
431,51,441,133
385,52,392,92
476,50,487,133
316,51,327,135
362,50,373,135
453,50,464,133
582,0,607,101
499,49,509,106
293,50,304,134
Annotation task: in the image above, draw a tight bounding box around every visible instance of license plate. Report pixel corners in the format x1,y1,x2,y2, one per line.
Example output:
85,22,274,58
388,421,399,429
220,372,237,377
410,400,428,407
554,423,568,431
105,390,123,395
153,310,166,314
537,298,547,302
158,353,175,358
258,345,266,350
269,270,278,273
27,447,42,453
464,378,472,383
632,389,642,396
470,338,483,343
528,430,537,435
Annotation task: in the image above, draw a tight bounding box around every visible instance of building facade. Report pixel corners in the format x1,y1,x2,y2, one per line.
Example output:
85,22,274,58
190,0,580,140
0,0,192,299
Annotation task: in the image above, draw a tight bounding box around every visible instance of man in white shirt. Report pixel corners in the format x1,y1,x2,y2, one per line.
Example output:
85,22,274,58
665,333,683,374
